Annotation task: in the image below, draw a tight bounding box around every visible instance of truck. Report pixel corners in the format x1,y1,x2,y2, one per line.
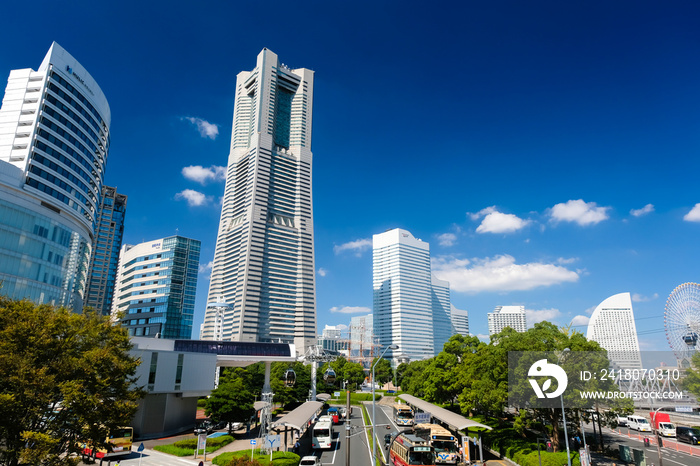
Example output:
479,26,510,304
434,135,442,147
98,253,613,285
650,412,676,437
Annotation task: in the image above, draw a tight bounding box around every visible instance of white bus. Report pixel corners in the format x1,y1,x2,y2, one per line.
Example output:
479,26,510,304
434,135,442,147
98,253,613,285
312,420,333,450
414,424,459,464
393,404,414,427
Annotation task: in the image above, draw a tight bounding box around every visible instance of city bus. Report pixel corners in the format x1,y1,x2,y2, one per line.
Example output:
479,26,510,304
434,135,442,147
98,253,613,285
393,404,414,427
312,420,333,450
389,432,436,466
414,424,459,464
80,427,133,462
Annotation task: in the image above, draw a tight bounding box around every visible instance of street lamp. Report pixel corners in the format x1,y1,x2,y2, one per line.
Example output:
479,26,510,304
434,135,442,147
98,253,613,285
652,405,670,466
373,344,398,466
557,348,572,466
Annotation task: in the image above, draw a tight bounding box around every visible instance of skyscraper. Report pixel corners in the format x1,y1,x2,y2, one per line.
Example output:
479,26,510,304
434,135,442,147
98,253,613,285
200,49,316,353
112,235,200,339
450,305,470,337
373,228,453,365
587,292,642,370
0,42,110,310
85,185,126,315
488,305,527,335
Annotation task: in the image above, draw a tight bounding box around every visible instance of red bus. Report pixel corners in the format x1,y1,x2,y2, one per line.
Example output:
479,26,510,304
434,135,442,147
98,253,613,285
389,432,435,466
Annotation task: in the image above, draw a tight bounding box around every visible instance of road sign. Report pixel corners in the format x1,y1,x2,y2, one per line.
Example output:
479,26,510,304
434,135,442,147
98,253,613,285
676,405,693,412
334,391,341,397
266,435,281,449
250,439,257,445
414,412,431,423
137,442,145,452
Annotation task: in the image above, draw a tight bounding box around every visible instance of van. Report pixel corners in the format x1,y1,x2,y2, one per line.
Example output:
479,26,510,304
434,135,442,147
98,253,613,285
677,426,700,444
616,416,628,427
627,415,651,432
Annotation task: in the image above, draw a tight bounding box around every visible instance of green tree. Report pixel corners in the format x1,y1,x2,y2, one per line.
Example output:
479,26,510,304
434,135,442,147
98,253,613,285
0,298,143,466
206,373,256,433
682,352,700,398
370,357,393,386
342,361,367,387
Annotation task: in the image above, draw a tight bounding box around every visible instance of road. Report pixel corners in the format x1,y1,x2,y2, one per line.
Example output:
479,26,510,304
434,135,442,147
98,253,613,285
367,402,508,465
600,425,700,466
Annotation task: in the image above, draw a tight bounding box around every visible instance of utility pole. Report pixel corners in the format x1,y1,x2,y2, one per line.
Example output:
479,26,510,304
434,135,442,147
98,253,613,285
345,382,351,466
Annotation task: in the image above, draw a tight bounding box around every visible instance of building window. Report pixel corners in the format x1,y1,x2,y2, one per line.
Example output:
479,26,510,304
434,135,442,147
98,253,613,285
148,352,158,391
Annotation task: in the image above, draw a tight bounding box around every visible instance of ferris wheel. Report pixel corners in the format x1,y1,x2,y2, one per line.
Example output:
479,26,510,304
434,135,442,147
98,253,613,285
665,282,700,362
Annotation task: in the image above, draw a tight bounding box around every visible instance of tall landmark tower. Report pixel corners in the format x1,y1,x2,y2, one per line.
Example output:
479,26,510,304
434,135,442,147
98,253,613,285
201,49,316,354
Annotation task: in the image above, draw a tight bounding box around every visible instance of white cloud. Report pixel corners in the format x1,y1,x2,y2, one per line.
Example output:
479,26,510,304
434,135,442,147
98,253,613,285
476,334,490,342
557,257,578,265
684,203,700,222
584,306,596,316
476,211,530,234
317,268,328,277
198,261,213,274
175,189,209,207
630,204,654,217
334,238,372,256
330,306,371,314
182,165,226,184
526,308,561,326
431,255,579,293
571,315,590,327
437,233,457,246
468,206,496,221
183,117,219,139
632,292,658,302
549,199,610,226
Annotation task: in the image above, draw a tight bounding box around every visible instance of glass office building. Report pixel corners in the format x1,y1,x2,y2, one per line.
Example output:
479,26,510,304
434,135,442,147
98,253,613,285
373,228,454,365
112,235,201,339
201,49,316,354
85,186,127,315
0,42,110,310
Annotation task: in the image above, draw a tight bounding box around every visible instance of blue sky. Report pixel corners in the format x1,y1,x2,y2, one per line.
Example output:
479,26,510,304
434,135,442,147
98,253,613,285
2,1,700,352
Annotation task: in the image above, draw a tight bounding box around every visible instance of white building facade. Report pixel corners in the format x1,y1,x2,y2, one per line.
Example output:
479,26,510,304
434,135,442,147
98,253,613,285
586,292,642,370
0,42,110,310
200,49,316,354
450,305,470,337
373,228,453,365
488,305,527,335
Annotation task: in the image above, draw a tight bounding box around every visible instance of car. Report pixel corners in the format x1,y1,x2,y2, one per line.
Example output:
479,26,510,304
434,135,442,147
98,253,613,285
339,407,348,419
384,433,393,448
616,416,628,427
677,426,700,444
228,422,243,431
299,455,321,466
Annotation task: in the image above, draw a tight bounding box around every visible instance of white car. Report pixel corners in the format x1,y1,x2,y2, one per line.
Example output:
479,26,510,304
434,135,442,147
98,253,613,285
299,455,321,466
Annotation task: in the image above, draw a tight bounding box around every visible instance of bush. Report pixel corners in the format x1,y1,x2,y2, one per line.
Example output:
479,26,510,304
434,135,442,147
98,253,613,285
154,435,234,456
213,451,299,466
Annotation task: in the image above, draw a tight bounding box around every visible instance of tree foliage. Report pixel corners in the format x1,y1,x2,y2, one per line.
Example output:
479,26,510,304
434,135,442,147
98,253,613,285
370,357,393,385
682,352,700,398
0,297,144,466
205,374,256,429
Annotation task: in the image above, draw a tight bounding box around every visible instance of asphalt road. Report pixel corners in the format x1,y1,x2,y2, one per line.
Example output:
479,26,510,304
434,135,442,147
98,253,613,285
601,426,700,466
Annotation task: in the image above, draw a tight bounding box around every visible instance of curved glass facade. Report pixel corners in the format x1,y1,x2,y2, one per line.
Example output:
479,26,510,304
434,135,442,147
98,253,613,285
0,42,110,311
0,197,90,307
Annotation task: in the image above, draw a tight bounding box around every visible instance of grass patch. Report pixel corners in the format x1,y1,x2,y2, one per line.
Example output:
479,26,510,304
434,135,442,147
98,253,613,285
329,391,380,405
212,450,299,466
153,435,234,457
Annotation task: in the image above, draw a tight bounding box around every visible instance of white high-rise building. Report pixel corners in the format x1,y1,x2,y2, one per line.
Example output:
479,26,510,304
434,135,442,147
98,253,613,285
200,49,316,354
373,228,453,365
450,305,470,337
488,305,527,335
587,292,642,370
0,42,110,310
